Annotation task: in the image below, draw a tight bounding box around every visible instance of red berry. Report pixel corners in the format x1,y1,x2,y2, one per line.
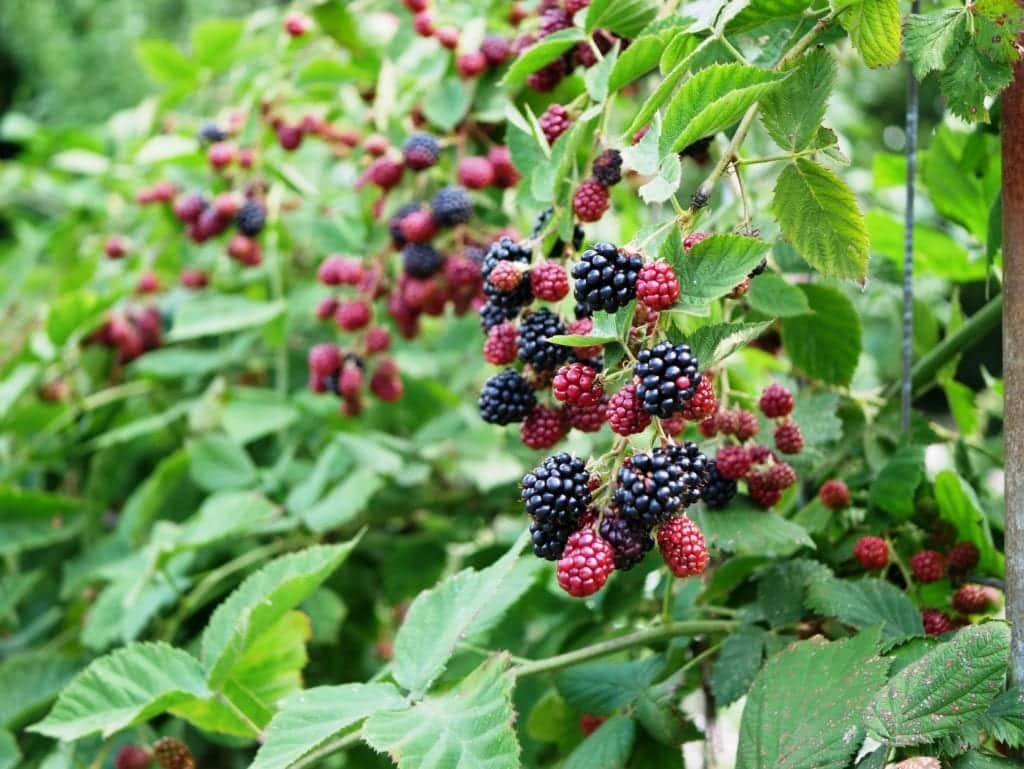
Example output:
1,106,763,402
910,550,946,583
565,318,603,358
736,410,759,441
488,146,520,188
457,156,495,189
715,446,752,480
180,268,208,289
456,50,488,78
579,714,606,736
952,584,993,614
680,377,717,421
921,608,955,636
483,322,518,365
715,409,740,436
173,193,206,223
370,359,403,401
818,479,850,510
481,36,511,64
947,541,980,572
213,192,241,218
636,262,680,311
284,11,312,36
759,383,794,418
413,11,434,36
338,365,364,398
152,737,194,769
237,147,254,168
399,209,438,243
489,260,526,291
308,343,342,376
765,461,797,490
367,157,404,189
531,262,570,302
403,0,428,12
747,473,782,508
573,179,610,223
657,516,709,577
207,141,235,170
661,414,687,435
336,301,371,331
682,232,710,252
104,236,127,259
538,104,571,144
366,326,392,354
853,536,889,570
552,362,603,407
435,27,459,49
115,745,152,769
607,385,651,436
137,271,160,294
315,296,339,321
698,416,718,438
526,57,567,92
364,135,389,156
227,234,257,262
566,399,607,432
773,421,803,454
276,123,304,151
557,529,615,597
521,404,568,449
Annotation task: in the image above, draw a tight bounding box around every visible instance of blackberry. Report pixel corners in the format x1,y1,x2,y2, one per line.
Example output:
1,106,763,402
480,300,514,330
613,446,702,529
556,528,615,597
818,479,850,510
592,149,623,187
910,550,946,583
403,132,440,170
432,186,473,226
402,243,443,278
599,515,654,570
483,237,534,313
634,342,701,418
479,369,536,425
571,242,643,314
516,308,569,371
573,179,610,222
521,453,593,559
530,208,554,238
921,608,955,636
749,258,768,278
680,135,713,161
853,536,888,570
658,516,709,577
701,460,737,510
198,122,226,143
539,105,571,145
235,200,267,237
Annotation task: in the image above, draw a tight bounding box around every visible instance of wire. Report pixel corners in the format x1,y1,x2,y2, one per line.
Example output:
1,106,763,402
901,0,921,435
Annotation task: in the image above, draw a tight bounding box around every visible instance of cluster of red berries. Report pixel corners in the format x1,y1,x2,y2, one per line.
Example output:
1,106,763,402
114,738,194,769
702,384,802,508
86,305,163,363
307,338,401,417
401,0,515,79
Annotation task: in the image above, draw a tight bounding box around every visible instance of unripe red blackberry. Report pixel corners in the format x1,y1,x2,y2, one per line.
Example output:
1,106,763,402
765,461,797,490
458,156,495,189
308,343,342,376
173,193,206,223
226,233,259,263
483,322,518,365
853,536,889,570
573,179,610,223
715,409,740,436
338,365,364,398
921,608,955,636
566,399,607,432
237,147,254,168
152,738,194,769
747,474,782,508
910,550,946,583
682,232,710,252
489,260,526,292
137,271,160,294
366,326,392,354
115,745,151,769
579,714,606,736
336,300,371,331
735,410,759,441
952,584,993,614
715,446,752,480
284,11,312,36
180,268,208,289
481,35,511,64
557,529,615,597
759,383,794,418
947,541,980,572
539,7,571,35
213,192,241,219
104,236,128,259
488,145,520,188
399,209,438,243
818,479,850,510
521,404,568,450
698,416,718,438
207,141,235,170
538,104,571,145
457,50,488,78
370,359,403,401
403,133,440,170
527,57,568,92
413,10,434,35
531,262,570,302
607,385,651,436
364,134,389,156
679,377,718,421
367,157,404,189
657,516,709,577
276,123,304,151
773,421,803,454
552,362,603,407
435,26,459,49
635,262,679,311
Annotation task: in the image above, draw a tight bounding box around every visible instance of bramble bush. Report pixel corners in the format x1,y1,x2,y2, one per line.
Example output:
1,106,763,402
0,1,1020,768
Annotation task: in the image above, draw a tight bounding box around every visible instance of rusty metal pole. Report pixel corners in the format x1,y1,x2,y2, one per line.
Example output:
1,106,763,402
1004,56,1024,686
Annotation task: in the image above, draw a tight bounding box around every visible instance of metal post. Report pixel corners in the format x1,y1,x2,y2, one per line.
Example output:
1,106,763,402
901,0,919,436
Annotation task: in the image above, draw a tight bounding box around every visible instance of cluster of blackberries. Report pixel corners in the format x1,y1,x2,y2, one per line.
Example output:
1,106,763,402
307,341,402,416
171,190,267,268
571,243,643,314
87,305,165,363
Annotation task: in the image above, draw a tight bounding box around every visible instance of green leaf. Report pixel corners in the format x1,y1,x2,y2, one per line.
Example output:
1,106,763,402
661,63,785,155
201,541,360,690
363,658,519,769
865,623,1010,746
970,688,1024,749
712,628,767,706
172,491,278,552
295,58,358,87
805,578,924,645
746,274,812,317
951,752,1022,769
501,29,585,86
0,486,83,555
691,502,814,557
920,125,999,241
779,284,862,386
737,629,890,769
0,362,39,418
934,471,1004,575
760,49,836,151
135,40,199,87
221,393,298,445
556,658,663,714
563,716,635,769
638,154,682,203
620,113,661,176
0,731,19,769
189,434,257,492
135,135,199,165
904,9,969,80
392,534,534,697
300,467,383,533
869,445,925,519
0,654,80,730
668,234,771,304
940,44,1013,122
191,18,243,70
772,158,869,280
29,643,210,740
421,77,474,133
251,683,407,769
168,295,284,341
131,348,236,379
585,0,659,38
585,43,619,103
610,30,692,92
866,210,986,282
689,321,774,367
975,0,1024,64
831,0,901,68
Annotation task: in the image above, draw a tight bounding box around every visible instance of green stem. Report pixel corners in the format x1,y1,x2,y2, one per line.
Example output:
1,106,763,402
718,35,749,65
738,148,821,166
510,620,737,678
289,730,364,769
661,573,675,621
459,641,531,666
217,693,263,737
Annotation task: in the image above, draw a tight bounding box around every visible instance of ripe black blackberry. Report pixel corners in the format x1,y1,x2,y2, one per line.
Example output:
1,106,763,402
198,122,226,143
516,308,569,371
571,242,643,314
634,342,701,417
531,208,554,238
403,243,443,278
479,369,536,424
592,149,623,187
664,440,708,505
483,237,534,313
700,460,737,510
403,132,440,170
389,202,421,247
613,446,701,528
479,300,514,330
599,514,654,570
235,201,267,236
521,452,592,560
432,186,472,226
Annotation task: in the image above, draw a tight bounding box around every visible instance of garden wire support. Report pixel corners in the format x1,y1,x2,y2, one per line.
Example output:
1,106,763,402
1004,55,1024,687
901,0,919,436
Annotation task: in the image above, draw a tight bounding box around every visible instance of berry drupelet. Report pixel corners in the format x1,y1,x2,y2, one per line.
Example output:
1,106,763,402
571,242,643,314
479,369,537,425
633,342,701,418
